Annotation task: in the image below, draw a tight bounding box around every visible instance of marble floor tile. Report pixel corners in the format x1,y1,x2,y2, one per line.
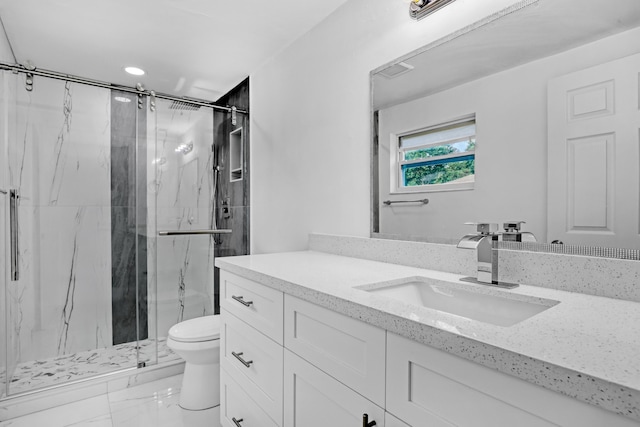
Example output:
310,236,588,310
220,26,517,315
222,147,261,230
111,401,218,427
108,375,183,412
64,414,113,427
110,392,182,427
0,374,221,427
0,396,110,427
109,375,219,427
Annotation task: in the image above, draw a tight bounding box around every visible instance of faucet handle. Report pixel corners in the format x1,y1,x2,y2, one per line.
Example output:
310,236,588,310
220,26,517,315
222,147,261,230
465,222,499,235
502,221,537,243
503,221,526,232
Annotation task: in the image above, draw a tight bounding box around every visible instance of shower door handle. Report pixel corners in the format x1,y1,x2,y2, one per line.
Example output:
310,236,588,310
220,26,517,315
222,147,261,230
157,229,232,236
9,189,19,281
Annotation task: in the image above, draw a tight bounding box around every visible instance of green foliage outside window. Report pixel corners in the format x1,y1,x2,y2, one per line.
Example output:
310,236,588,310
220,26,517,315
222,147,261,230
403,141,475,186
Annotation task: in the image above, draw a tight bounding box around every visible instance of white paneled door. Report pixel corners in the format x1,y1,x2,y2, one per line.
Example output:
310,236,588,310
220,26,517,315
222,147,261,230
548,52,640,248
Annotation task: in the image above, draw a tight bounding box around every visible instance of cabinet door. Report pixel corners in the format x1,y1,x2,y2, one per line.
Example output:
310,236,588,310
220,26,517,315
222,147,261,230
284,294,386,406
387,333,556,427
387,333,639,427
283,349,384,427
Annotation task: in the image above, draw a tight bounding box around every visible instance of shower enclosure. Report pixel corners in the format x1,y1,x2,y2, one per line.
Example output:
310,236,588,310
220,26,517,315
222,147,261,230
0,67,249,400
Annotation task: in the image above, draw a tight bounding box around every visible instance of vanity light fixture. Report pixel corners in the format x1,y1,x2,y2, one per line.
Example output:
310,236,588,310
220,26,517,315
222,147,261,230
410,0,456,20
124,66,145,76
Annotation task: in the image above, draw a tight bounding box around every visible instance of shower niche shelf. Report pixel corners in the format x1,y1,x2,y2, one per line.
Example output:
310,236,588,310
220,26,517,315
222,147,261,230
230,127,243,182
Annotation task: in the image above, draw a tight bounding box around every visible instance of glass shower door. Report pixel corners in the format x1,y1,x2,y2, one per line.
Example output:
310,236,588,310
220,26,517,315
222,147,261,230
0,74,142,396
146,98,216,359
0,67,15,399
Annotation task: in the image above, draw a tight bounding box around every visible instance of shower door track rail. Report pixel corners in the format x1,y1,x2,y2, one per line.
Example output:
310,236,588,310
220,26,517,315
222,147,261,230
0,62,248,114
0,356,185,408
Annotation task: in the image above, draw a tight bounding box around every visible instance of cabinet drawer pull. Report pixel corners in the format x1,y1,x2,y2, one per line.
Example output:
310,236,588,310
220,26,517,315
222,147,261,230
232,417,244,426
362,413,376,427
232,351,254,367
232,295,253,307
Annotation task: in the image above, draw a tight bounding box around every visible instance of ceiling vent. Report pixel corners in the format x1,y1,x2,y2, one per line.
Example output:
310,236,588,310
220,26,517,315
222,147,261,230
169,100,201,111
378,62,414,79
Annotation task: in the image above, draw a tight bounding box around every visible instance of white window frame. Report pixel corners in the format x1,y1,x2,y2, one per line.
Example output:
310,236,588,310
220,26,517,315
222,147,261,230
391,116,476,194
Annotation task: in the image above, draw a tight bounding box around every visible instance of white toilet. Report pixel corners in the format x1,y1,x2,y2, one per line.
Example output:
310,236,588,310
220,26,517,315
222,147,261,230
167,315,221,411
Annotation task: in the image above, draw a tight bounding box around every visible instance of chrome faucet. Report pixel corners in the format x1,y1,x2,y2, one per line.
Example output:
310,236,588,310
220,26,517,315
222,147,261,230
457,222,519,289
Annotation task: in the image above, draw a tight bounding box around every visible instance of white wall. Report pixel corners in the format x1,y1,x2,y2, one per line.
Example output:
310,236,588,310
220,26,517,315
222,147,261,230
378,26,640,243
250,0,525,253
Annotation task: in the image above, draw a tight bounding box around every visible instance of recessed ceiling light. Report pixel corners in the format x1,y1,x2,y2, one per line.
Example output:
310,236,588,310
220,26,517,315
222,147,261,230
124,66,145,76
114,96,131,103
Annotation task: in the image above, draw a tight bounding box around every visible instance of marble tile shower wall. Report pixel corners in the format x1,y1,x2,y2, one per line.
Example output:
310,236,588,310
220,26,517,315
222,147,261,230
4,79,114,387
150,105,216,338
308,233,640,303
212,78,250,312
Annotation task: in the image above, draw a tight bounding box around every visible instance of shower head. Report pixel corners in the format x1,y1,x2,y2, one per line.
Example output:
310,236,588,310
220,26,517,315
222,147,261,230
170,100,201,111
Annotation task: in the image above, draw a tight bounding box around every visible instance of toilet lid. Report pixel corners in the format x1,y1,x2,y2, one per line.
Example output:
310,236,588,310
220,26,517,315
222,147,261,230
168,315,220,343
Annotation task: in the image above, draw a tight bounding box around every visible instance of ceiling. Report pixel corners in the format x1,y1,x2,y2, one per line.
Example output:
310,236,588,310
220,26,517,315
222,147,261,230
0,0,350,101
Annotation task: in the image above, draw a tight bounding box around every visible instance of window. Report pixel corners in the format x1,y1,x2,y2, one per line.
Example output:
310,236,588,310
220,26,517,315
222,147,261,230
397,118,476,191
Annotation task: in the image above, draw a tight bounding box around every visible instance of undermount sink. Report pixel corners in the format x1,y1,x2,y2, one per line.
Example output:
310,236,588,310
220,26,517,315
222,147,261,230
360,277,559,327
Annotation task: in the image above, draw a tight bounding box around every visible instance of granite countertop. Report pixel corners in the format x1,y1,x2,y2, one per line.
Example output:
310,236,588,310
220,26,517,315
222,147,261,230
215,250,640,421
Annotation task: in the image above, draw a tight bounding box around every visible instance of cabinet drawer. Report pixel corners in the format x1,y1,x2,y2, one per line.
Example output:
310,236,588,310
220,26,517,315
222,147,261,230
221,367,279,427
284,295,385,407
221,309,283,425
387,333,640,427
221,271,283,344
283,349,384,427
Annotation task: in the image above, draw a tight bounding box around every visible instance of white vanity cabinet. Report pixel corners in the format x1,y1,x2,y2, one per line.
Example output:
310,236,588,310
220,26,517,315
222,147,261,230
219,270,639,427
220,271,386,427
